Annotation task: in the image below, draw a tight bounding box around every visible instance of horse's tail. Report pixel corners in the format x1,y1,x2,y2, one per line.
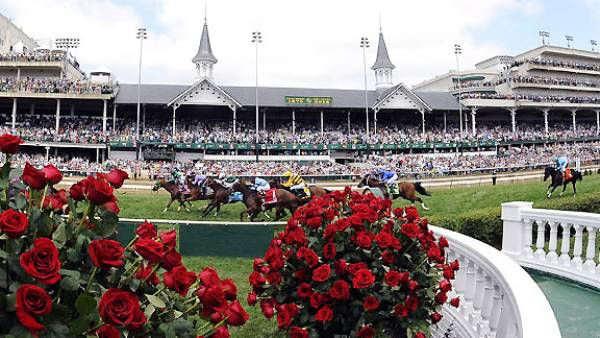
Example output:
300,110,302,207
575,170,583,181
414,182,431,196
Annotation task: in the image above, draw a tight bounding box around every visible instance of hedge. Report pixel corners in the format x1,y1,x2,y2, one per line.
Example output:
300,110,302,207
429,192,600,249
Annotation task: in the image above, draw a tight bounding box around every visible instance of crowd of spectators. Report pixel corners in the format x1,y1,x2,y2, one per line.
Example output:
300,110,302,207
512,58,600,73
0,50,81,70
10,142,600,179
459,92,600,104
1,116,106,143
0,77,113,95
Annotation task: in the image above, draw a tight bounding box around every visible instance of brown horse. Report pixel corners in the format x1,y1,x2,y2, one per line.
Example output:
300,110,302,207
357,174,431,210
268,178,329,198
233,180,304,222
182,177,212,203
201,177,239,217
152,179,194,213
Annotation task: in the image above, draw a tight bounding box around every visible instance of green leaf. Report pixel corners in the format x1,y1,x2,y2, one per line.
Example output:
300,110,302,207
144,303,156,319
60,269,81,280
0,248,8,259
47,322,70,338
145,294,167,309
59,276,80,291
52,223,68,248
68,316,91,336
8,168,23,180
8,194,27,211
5,293,16,311
75,294,97,315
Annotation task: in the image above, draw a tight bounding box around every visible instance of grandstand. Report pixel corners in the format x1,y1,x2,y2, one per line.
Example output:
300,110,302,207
0,13,599,178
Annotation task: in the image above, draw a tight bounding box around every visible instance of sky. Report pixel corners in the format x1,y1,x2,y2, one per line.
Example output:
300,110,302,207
1,0,600,89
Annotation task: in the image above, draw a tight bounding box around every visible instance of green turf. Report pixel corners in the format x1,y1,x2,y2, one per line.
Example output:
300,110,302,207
118,174,600,221
117,175,600,337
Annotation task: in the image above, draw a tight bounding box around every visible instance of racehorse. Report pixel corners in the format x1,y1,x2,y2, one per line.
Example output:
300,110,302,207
232,180,304,221
201,177,239,217
544,167,583,198
357,174,431,210
152,179,194,212
268,178,329,198
182,177,212,203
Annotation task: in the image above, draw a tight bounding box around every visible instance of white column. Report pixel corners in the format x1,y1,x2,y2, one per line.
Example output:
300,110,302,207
11,98,17,129
443,111,447,133
470,107,477,135
292,110,296,135
70,104,75,117
320,110,324,137
596,110,600,136
571,110,577,134
142,104,146,133
172,106,177,139
55,99,61,133
112,104,117,131
29,103,35,116
374,109,378,134
44,146,50,161
232,106,237,136
347,111,351,135
543,109,549,137
510,109,517,133
102,99,107,133
420,109,425,137
262,110,266,130
500,201,533,258
96,148,99,163
16,68,21,81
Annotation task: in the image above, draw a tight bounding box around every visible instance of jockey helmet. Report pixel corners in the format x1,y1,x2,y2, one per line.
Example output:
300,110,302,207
282,170,293,177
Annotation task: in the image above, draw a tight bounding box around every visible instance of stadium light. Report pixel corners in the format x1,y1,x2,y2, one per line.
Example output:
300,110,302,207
565,35,573,48
454,44,463,137
252,31,262,162
591,40,597,52
136,28,147,160
538,31,549,45
55,37,80,72
360,37,370,139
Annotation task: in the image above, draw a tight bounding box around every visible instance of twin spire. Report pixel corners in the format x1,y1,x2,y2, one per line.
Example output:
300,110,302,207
192,12,395,92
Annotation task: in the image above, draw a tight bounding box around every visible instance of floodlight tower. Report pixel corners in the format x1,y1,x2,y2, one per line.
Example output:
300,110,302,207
538,31,549,45
252,31,262,162
591,40,597,52
360,37,370,139
566,35,574,48
136,28,147,160
454,44,463,137
55,37,80,76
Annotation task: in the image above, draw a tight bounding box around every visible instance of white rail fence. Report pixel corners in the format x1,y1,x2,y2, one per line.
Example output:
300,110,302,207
431,226,560,338
502,201,600,289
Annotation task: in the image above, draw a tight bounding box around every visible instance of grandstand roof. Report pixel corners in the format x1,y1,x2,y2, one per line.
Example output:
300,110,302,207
371,31,395,70
115,84,460,110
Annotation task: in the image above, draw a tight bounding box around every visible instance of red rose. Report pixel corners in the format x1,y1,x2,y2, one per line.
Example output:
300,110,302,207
160,249,182,270
247,292,257,306
354,231,372,249
259,299,275,318
312,264,331,283
450,259,460,270
443,265,455,280
401,222,420,238
450,296,460,308
102,200,120,214
96,324,120,338
297,247,319,268
20,238,61,285
106,169,129,188
438,236,449,248
135,220,157,239
135,265,159,286
381,250,395,265
375,231,395,248
347,262,368,275
329,280,350,300
134,237,164,263
249,271,266,288
88,239,125,270
198,285,228,314
297,283,313,298
99,288,147,330
352,269,375,289
363,295,380,311
356,325,376,338
0,134,23,154
314,306,333,322
222,278,238,300
159,229,177,249
384,270,402,287
0,209,29,238
310,292,324,308
428,246,443,262
277,308,293,328
333,217,350,231
22,163,48,189
306,216,322,229
199,267,222,287
435,292,448,304
322,242,336,260
439,279,452,293
289,326,309,338
41,164,62,185
334,259,347,275
43,194,65,211
163,266,197,296
431,311,443,324
69,182,85,201
210,326,230,338
414,332,426,338
225,300,249,326
16,284,52,334
87,177,115,205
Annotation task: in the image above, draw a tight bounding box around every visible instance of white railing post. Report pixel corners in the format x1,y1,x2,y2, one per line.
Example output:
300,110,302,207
572,224,584,270
547,222,559,263
501,202,533,258
558,223,572,267
534,221,547,260
584,226,597,274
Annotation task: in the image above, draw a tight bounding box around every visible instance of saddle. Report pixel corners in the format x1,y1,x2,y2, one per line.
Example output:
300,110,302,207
263,189,278,205
563,168,572,181
387,183,399,195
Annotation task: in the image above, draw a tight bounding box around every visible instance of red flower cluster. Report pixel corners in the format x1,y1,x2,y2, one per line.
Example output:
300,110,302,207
248,189,458,337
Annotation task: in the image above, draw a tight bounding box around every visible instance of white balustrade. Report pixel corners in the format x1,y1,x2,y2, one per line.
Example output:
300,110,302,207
502,201,600,289
431,226,560,338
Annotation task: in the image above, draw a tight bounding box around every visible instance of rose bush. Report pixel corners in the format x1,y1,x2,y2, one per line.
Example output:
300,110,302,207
248,188,459,338
0,134,247,337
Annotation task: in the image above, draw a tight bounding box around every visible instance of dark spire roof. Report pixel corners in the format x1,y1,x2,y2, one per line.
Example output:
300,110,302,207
371,31,395,70
192,19,217,64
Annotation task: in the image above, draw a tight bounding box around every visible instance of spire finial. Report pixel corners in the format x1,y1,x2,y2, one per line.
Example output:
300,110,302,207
379,13,382,32
204,3,207,23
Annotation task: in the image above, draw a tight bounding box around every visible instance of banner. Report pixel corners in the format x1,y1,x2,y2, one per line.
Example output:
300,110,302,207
284,96,333,106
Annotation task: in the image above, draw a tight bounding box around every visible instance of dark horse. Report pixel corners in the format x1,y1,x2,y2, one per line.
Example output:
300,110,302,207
268,178,330,198
232,180,304,222
357,174,431,210
544,167,583,198
201,177,240,217
152,179,195,212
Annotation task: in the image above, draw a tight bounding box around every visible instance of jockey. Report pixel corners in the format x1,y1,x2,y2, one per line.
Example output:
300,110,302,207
281,170,311,198
171,168,188,193
554,155,570,180
193,172,208,194
252,176,271,193
378,168,398,187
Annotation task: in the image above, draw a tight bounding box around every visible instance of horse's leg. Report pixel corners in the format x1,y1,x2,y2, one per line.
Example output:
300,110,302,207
273,206,284,221
240,208,247,222
416,197,429,211
559,183,567,197
214,204,221,217
548,184,558,198
202,202,215,217
572,180,577,196
164,198,175,213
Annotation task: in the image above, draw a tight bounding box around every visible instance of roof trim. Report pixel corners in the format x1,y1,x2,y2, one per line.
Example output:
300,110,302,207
373,83,432,111
167,78,242,108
